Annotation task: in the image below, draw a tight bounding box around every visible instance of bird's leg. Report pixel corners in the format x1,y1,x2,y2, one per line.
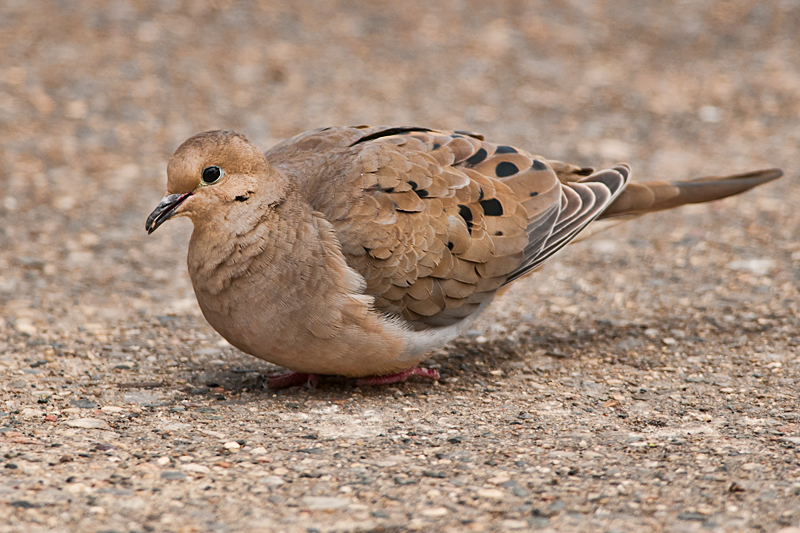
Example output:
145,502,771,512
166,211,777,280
355,367,440,386
260,372,319,389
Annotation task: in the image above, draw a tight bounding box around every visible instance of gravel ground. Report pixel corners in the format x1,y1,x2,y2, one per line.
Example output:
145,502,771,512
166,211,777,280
2,1,799,532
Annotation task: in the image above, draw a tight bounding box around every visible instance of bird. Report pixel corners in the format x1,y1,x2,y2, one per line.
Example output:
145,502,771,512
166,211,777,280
146,126,782,388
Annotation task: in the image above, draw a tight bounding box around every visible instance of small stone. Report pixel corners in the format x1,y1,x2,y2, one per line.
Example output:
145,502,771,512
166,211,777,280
301,496,350,510
20,408,44,418
502,519,529,530
156,457,171,466
181,463,210,474
160,470,187,480
10,500,35,509
420,506,448,518
728,258,775,276
699,105,722,123
223,441,241,450
65,418,108,429
488,474,511,484
250,446,269,455
259,476,285,487
476,488,504,500
69,399,99,409
678,512,708,521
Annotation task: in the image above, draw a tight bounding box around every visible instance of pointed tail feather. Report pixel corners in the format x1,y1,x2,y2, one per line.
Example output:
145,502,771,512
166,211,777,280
599,168,783,219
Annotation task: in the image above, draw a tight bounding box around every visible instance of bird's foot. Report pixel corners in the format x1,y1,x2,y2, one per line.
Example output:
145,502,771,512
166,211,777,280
260,372,319,390
355,367,440,386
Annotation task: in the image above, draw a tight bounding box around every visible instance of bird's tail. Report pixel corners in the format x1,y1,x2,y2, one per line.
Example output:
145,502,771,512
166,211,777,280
599,168,783,219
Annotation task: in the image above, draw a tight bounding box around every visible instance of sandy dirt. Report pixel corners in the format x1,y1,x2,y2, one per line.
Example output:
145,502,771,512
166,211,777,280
1,1,799,532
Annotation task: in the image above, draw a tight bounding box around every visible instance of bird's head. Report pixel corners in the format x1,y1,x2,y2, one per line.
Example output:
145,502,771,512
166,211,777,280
146,130,288,234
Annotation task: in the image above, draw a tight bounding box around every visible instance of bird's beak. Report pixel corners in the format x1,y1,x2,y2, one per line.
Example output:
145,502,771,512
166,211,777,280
146,192,192,234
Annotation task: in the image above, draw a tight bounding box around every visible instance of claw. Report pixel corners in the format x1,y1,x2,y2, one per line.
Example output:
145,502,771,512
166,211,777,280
356,367,440,386
261,372,319,389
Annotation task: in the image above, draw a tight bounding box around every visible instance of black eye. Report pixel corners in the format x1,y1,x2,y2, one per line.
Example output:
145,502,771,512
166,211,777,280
202,166,223,184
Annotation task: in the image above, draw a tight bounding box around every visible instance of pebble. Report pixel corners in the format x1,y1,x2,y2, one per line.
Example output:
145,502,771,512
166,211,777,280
420,506,448,518
100,406,124,413
259,476,285,487
65,418,108,429
301,496,350,510
69,399,99,409
160,470,187,480
502,519,529,530
728,258,776,276
223,441,241,450
181,463,211,474
476,488,504,500
156,457,171,466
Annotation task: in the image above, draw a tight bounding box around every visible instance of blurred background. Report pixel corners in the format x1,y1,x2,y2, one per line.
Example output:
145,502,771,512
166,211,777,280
0,0,797,335
1,3,799,531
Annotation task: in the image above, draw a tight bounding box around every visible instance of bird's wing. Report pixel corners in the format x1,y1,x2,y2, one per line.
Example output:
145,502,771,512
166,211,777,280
267,126,627,328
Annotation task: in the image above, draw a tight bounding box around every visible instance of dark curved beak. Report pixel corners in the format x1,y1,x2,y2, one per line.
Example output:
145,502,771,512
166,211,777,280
146,193,192,234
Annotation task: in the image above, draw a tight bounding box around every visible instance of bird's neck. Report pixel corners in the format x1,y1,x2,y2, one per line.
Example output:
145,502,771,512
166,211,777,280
187,190,305,295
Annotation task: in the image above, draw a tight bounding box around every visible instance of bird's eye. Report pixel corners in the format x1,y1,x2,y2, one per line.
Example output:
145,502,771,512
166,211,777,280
201,166,224,185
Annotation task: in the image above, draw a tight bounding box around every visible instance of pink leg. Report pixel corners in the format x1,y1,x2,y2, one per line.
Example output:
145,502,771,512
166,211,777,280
261,372,319,389
356,367,440,386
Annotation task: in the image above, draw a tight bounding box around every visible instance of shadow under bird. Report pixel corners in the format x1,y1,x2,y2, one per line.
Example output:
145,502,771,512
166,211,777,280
146,126,782,387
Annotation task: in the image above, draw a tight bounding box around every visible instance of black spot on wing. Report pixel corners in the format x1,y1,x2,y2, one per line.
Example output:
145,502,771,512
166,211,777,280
447,241,454,250
495,145,518,154
349,127,435,147
432,143,441,150
458,204,473,233
529,191,538,197
416,189,429,198
465,148,488,165
495,162,519,177
408,180,418,190
532,159,547,171
480,198,503,216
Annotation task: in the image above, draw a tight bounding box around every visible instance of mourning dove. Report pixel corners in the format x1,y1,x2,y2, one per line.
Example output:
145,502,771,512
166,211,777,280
146,126,781,387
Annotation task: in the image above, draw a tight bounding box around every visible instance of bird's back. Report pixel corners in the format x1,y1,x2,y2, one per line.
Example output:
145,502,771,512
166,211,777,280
265,126,629,329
